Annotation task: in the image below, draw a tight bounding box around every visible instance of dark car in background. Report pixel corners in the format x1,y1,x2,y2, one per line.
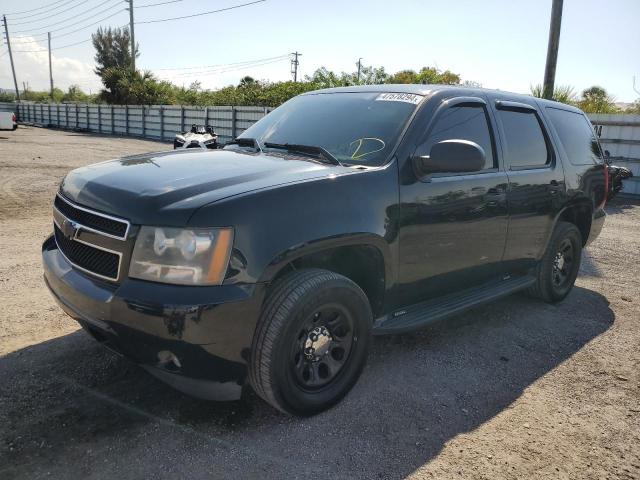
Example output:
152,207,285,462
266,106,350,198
42,85,607,415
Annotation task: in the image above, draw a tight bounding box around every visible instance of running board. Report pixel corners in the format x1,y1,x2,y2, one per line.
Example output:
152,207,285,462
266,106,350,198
373,275,536,335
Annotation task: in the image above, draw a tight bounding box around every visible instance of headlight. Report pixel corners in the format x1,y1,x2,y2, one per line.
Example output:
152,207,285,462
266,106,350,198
129,226,233,285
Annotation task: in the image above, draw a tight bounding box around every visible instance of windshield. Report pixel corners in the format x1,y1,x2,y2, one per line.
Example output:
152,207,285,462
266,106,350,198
230,92,422,166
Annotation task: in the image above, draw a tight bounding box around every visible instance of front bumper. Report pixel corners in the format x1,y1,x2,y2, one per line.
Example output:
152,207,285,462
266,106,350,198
42,235,265,400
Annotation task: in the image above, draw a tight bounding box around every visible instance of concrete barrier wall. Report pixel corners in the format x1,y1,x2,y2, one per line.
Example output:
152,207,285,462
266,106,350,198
0,102,272,145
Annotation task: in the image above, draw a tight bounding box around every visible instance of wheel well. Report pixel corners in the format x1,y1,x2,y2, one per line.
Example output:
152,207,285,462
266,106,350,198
271,245,386,317
558,203,592,245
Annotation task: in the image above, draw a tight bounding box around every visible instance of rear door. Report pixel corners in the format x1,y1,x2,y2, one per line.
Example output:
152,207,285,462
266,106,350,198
487,94,565,271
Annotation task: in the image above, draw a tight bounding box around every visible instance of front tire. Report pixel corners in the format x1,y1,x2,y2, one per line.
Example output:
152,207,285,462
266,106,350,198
529,221,582,302
249,269,372,416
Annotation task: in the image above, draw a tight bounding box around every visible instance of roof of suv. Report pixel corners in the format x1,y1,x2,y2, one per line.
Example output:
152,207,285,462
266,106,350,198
304,84,583,113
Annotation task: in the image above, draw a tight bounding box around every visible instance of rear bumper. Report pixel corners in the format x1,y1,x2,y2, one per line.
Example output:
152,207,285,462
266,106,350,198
42,235,265,400
586,208,606,246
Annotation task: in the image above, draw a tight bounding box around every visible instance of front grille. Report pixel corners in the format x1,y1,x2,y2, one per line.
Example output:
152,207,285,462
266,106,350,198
54,225,120,281
54,194,129,239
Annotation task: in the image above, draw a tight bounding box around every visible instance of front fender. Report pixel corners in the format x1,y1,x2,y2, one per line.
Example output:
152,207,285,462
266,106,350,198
187,163,400,287
257,232,394,285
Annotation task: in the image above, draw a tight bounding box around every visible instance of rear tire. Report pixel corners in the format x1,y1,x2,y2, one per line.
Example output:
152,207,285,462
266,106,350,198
528,221,582,303
249,269,372,416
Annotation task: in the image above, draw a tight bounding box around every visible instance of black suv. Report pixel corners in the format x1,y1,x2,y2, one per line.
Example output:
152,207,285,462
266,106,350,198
43,85,607,415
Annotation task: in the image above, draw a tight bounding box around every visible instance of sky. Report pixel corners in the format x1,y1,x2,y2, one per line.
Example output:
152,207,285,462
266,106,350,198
1,0,639,101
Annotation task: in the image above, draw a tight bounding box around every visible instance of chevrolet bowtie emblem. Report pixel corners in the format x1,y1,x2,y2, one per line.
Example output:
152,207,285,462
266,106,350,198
61,218,79,240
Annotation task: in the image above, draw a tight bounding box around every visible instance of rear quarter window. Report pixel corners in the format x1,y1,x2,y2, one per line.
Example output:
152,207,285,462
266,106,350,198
545,107,603,165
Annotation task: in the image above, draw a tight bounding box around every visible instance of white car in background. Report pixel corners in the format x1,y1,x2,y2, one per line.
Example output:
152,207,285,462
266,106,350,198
0,111,17,130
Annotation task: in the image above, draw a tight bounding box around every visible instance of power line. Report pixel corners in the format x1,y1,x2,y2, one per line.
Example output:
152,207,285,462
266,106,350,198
3,0,69,17
12,37,93,53
12,0,121,33
163,56,290,78
155,54,291,71
135,0,266,24
5,0,83,21
11,9,127,44
10,0,89,26
170,57,290,76
137,0,183,8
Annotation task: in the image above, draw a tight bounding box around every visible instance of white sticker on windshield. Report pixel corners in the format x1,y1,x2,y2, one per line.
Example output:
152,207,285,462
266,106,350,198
375,93,423,105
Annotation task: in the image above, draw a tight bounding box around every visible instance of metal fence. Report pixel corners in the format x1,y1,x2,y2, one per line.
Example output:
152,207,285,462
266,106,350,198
590,114,640,196
0,102,272,144
1,101,639,196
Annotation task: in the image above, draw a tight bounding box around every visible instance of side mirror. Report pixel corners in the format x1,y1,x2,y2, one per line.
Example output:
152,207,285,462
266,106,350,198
413,139,485,177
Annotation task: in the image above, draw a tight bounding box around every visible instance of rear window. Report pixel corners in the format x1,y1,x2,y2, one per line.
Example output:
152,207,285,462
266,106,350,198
545,107,602,165
497,109,550,169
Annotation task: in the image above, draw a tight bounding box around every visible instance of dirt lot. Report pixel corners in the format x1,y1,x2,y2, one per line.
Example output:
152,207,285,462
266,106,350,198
0,126,638,479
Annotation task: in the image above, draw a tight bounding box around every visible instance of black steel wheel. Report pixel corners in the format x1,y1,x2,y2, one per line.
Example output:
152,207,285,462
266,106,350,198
529,221,582,303
551,238,575,289
249,269,372,416
290,304,355,390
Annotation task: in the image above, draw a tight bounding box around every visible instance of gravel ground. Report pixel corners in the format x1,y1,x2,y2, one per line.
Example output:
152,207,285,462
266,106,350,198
0,126,638,479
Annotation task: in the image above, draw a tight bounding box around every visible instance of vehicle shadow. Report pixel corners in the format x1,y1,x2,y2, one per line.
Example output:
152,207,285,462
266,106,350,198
605,197,640,215
0,286,614,479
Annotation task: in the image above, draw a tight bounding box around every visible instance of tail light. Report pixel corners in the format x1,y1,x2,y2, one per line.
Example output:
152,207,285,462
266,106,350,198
12,113,16,123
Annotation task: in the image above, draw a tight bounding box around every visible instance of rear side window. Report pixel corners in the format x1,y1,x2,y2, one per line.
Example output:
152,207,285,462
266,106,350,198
420,104,496,169
497,109,550,169
545,107,602,165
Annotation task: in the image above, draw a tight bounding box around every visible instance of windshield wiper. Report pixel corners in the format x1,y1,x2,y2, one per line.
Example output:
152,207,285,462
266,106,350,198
263,142,342,166
226,137,262,152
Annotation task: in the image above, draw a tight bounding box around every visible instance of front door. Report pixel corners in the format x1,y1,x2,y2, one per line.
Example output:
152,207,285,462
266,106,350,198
396,96,509,307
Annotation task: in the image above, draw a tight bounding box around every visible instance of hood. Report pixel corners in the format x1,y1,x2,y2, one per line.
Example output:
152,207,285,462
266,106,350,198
60,149,352,226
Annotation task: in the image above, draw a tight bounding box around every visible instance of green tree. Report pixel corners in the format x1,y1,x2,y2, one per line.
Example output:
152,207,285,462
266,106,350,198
626,99,640,114
100,68,175,105
61,85,93,103
415,67,460,85
92,27,138,76
578,86,619,113
387,69,418,84
530,84,577,105
386,66,460,85
305,67,347,88
92,26,146,104
238,76,256,87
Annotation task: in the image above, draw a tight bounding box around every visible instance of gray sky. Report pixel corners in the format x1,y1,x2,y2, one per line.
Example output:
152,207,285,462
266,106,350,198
1,0,639,101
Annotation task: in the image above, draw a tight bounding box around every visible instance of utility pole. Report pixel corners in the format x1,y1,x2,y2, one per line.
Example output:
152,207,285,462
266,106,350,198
128,0,136,73
48,32,54,99
357,58,362,83
291,51,301,82
2,15,20,101
542,0,563,100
